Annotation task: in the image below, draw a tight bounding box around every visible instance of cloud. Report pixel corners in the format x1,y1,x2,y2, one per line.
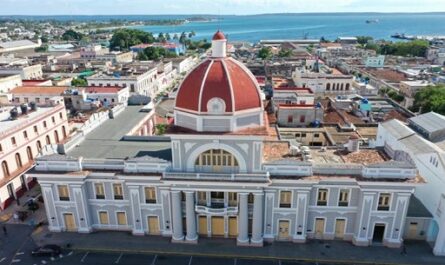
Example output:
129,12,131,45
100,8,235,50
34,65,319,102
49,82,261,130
0,0,444,15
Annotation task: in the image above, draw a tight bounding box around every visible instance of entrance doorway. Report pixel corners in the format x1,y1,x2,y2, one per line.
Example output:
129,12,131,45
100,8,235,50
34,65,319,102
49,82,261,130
315,218,325,239
147,216,160,235
198,216,207,236
335,219,346,239
407,222,418,238
7,183,15,199
63,213,76,231
278,220,290,240
228,217,237,237
211,216,224,236
373,223,386,243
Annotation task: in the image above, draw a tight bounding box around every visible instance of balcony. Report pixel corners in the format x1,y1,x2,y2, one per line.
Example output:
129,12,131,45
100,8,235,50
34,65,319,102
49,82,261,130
163,171,269,183
195,205,238,215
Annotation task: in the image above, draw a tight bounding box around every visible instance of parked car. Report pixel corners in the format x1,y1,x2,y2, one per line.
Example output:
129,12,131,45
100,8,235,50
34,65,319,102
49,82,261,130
31,245,61,256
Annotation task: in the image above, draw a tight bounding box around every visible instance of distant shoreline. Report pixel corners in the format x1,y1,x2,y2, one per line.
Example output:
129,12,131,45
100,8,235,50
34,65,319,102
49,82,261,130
1,12,445,18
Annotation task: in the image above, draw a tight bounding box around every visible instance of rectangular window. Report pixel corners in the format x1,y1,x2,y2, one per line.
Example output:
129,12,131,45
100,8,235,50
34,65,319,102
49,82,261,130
198,191,207,206
24,97,29,103
23,130,28,139
116,212,127,225
378,193,391,211
99,211,109,225
43,121,47,128
287,115,293,123
11,137,16,145
338,189,349,207
280,191,292,208
301,133,307,138
0,143,3,152
317,189,328,206
58,185,70,201
59,112,63,119
228,192,237,207
36,97,40,103
113,183,123,200
300,115,306,123
95,183,105,199
52,116,56,124
145,187,156,203
33,125,38,133
314,133,320,138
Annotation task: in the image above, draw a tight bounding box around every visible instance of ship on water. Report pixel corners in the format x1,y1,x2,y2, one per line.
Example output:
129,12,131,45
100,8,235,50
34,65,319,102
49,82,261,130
366,19,379,24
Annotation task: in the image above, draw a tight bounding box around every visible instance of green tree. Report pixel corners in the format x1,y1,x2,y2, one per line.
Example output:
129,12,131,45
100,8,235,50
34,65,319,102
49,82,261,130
62,29,83,41
71,78,88,87
188,31,196,38
278,48,293,57
109,29,155,51
158,32,166,42
411,85,445,114
165,33,171,41
258,47,272,60
137,51,148,60
356,36,373,45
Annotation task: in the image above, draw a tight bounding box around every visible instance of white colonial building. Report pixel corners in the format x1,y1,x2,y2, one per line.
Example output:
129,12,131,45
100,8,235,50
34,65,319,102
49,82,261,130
30,31,422,250
0,97,69,209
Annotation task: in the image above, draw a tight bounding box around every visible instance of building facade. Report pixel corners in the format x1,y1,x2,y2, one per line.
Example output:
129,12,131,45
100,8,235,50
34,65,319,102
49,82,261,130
30,31,419,250
0,98,69,209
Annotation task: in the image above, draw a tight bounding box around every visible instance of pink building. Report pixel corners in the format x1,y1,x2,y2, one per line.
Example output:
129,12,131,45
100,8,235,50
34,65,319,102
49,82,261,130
0,98,69,209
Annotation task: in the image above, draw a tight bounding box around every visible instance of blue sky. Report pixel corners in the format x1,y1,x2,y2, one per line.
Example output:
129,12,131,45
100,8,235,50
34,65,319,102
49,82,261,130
1,0,444,15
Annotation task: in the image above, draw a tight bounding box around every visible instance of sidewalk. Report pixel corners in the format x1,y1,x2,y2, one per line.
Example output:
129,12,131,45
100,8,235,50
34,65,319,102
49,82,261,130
31,227,445,265
0,186,46,225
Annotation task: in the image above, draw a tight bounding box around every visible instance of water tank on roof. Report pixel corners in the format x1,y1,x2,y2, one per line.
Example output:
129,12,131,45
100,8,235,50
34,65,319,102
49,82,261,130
10,108,18,120
316,102,322,108
30,102,37,111
361,98,369,104
20,104,28,115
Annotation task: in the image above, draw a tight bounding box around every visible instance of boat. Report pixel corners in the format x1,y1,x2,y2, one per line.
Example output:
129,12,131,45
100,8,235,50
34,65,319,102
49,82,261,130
366,19,379,24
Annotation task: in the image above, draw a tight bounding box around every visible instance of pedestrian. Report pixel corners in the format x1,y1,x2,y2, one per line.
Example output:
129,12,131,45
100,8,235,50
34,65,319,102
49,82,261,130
2,226,7,236
13,212,18,223
401,244,407,255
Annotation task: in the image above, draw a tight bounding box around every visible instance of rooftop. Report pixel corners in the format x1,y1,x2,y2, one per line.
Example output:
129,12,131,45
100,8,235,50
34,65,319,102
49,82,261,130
67,105,171,160
0,104,63,136
11,86,67,95
311,149,387,165
408,112,445,135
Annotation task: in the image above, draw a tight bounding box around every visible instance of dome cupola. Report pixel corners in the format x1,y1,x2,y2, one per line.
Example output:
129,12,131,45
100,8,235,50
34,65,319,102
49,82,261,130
174,30,263,132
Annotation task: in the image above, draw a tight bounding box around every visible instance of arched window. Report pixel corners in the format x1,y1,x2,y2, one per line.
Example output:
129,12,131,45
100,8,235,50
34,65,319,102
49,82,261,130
345,83,350,91
1,161,9,177
340,83,344,91
46,135,51,145
195,149,239,168
36,140,42,152
54,130,59,143
62,126,67,138
15,153,22,168
326,83,331,91
26,146,33,161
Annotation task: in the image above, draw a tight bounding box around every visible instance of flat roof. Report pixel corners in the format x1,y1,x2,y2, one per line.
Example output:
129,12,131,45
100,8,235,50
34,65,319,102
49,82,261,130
0,105,59,134
67,105,171,160
408,112,445,134
11,86,67,95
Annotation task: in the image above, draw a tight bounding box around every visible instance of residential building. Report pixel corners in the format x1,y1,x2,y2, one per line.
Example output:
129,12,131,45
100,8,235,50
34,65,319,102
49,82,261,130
399,80,432,107
375,114,445,256
365,55,385,68
0,98,69,209
31,31,420,250
0,64,43,80
0,74,22,93
10,86,67,105
272,87,324,127
0,39,41,53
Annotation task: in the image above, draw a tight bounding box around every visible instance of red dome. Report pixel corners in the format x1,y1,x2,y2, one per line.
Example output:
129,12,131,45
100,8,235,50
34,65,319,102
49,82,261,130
212,30,226,40
175,57,262,113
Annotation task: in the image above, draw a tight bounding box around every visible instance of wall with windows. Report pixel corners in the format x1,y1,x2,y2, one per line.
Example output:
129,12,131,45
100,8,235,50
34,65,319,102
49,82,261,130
0,102,69,209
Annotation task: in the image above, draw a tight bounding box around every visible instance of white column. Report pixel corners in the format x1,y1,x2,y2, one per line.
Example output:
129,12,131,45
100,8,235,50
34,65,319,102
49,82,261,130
72,184,91,233
293,190,309,243
251,193,264,246
41,184,61,232
171,191,184,242
434,224,445,256
185,191,198,242
237,193,249,245
129,186,144,236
